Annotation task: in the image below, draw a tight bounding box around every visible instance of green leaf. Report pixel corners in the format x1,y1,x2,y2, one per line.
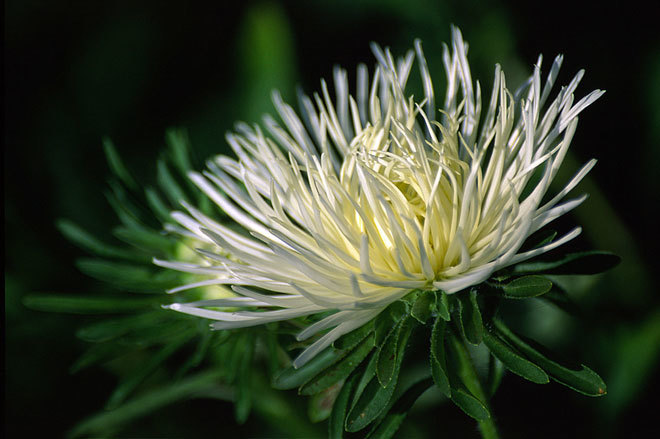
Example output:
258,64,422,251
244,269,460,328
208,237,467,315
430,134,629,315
482,329,549,384
501,275,553,299
445,332,491,420
75,258,180,293
76,312,166,342
376,320,402,387
411,290,436,324
494,320,607,396
333,320,374,351
458,289,483,345
113,226,177,254
68,370,225,438
346,318,414,432
308,382,342,423
145,187,172,222
106,334,191,409
435,290,451,321
300,334,374,396
57,219,146,262
235,337,254,424
157,159,188,207
451,388,490,421
328,372,360,439
513,250,620,275
366,378,433,439
430,317,451,397
374,301,408,346
486,356,505,397
103,138,138,190
23,294,156,314
272,346,347,390
165,129,193,175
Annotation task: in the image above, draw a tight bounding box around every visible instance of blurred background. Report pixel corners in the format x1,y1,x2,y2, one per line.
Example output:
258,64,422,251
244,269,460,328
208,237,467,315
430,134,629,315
5,0,660,437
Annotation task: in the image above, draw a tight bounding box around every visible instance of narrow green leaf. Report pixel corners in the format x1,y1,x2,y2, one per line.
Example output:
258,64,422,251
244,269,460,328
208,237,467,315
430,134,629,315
445,332,491,420
513,250,620,275
157,160,188,207
458,290,483,345
113,226,177,254
103,138,138,190
23,294,156,314
106,335,191,409
165,129,193,175
377,321,402,387
346,318,413,432
68,370,224,438
235,337,254,424
75,258,180,293
430,317,451,397
57,219,146,262
374,301,407,346
366,378,433,439
308,382,342,423
486,356,505,397
272,347,347,390
76,312,165,342
333,320,374,350
435,290,450,321
501,275,552,298
145,187,172,221
300,334,374,396
328,372,360,439
494,320,607,396
411,290,435,324
483,330,549,384
451,388,490,421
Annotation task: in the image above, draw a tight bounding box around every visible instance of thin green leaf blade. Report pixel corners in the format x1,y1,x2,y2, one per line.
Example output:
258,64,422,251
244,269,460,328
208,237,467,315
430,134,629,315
494,320,607,396
483,330,549,384
513,250,620,275
501,275,553,298
458,290,483,345
430,317,451,397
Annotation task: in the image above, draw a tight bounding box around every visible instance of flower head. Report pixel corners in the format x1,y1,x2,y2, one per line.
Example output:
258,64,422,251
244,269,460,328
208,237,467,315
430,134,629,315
157,27,603,367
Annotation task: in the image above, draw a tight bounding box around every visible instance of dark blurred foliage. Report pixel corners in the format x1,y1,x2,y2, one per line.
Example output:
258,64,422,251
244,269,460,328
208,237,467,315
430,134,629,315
5,0,660,438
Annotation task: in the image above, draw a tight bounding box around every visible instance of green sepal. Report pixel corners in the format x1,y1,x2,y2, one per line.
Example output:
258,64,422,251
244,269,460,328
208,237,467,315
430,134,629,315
411,290,436,324
430,317,451,397
500,275,553,299
75,312,166,342
365,377,434,439
345,317,414,432
482,329,549,384
300,333,374,396
157,159,189,207
493,319,607,396
272,346,348,390
513,250,620,275
435,290,451,321
457,289,483,345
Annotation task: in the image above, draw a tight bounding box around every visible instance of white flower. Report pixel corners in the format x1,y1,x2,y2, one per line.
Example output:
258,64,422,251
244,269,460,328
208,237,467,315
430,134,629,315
156,27,603,368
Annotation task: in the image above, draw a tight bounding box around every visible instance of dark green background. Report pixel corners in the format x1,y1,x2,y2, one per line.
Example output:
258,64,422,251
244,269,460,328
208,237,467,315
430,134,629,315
5,0,660,437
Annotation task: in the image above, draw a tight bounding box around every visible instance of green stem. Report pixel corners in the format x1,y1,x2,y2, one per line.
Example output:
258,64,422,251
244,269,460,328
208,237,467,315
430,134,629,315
450,332,500,439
